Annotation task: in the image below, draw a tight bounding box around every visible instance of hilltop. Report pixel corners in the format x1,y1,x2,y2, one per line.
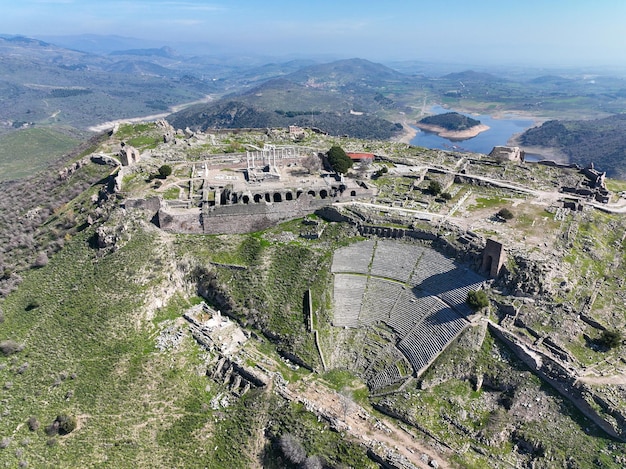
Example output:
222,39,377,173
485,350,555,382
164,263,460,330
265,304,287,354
0,122,625,468
166,58,411,140
415,111,489,140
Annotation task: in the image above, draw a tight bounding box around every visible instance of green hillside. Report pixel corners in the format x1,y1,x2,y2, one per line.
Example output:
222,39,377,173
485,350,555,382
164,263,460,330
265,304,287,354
519,113,626,178
0,127,81,180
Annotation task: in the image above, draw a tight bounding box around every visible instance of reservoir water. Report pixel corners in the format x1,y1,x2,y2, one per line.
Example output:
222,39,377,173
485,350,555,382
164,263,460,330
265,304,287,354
410,105,535,155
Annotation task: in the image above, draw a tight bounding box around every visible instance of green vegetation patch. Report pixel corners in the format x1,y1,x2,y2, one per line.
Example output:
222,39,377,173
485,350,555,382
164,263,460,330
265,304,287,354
0,127,80,180
471,195,507,210
0,223,234,467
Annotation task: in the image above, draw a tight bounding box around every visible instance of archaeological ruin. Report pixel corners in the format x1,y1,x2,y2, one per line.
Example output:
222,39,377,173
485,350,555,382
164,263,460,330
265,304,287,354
153,144,376,234
331,239,485,391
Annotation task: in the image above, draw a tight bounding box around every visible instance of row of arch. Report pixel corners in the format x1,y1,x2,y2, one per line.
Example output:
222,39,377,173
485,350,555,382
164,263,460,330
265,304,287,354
229,188,358,205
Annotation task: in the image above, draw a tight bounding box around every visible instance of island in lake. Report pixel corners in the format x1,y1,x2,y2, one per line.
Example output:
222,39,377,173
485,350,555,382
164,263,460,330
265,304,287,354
415,111,490,140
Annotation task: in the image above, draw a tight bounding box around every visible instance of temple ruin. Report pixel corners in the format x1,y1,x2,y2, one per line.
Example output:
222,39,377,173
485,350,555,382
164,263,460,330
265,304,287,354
156,145,376,234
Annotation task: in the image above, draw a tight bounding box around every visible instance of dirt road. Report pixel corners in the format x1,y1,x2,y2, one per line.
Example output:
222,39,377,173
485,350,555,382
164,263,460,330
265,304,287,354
283,377,451,469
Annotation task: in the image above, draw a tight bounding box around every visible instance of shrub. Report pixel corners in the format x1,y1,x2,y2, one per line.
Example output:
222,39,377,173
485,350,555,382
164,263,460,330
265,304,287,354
303,455,324,469
55,414,77,435
158,165,172,179
27,417,39,432
33,252,49,268
467,290,489,310
45,421,59,436
497,208,514,220
440,192,452,201
428,180,442,195
374,166,389,178
0,340,24,356
278,433,306,464
598,330,623,349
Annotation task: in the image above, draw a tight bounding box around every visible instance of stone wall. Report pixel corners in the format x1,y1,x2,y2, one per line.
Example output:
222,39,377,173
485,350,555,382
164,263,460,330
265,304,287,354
488,321,626,442
157,194,337,234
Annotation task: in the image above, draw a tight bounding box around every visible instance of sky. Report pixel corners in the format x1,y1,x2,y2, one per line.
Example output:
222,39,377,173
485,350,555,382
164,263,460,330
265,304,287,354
2,0,626,66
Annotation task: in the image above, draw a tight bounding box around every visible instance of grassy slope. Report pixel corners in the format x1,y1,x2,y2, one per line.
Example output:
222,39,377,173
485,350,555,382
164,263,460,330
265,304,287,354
0,224,228,467
0,215,371,468
0,127,80,181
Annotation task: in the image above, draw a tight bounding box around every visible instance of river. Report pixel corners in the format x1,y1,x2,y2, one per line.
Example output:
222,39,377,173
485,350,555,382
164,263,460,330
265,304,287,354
410,105,536,156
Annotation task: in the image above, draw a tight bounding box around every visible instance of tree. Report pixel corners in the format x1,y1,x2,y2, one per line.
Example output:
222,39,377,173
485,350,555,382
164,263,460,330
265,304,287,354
158,164,172,179
301,154,322,173
326,146,353,174
467,290,489,310
278,433,306,464
428,180,442,195
440,192,452,201
598,330,623,349
497,208,514,220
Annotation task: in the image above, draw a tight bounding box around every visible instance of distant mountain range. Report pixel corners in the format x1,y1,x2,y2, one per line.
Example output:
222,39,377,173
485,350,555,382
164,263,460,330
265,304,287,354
5,33,626,155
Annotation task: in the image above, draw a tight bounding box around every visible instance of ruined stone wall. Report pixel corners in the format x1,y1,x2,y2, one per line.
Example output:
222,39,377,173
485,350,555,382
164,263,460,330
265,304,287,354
206,196,333,234
157,195,335,235
488,322,626,442
158,207,203,233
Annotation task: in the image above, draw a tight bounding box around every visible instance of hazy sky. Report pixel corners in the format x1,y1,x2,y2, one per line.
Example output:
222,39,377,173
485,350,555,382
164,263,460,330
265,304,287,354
3,0,626,65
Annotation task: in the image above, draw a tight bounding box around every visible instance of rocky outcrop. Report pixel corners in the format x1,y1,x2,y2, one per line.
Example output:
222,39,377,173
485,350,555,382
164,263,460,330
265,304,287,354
488,321,626,442
91,153,121,167
156,119,176,143
58,157,89,181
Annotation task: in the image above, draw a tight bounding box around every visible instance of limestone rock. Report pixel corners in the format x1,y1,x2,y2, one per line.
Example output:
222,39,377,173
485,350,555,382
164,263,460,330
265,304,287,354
94,225,118,249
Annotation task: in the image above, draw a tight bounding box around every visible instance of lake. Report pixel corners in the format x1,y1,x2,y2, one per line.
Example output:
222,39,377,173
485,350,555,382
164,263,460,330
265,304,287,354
410,105,535,155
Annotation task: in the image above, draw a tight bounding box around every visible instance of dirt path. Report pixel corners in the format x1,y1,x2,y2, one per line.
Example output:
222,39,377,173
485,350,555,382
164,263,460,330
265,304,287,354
285,378,451,468
576,373,626,385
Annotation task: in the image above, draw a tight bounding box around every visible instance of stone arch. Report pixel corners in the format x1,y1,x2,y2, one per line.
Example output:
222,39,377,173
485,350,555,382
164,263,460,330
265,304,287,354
231,193,238,204
350,190,357,196
320,189,328,199
242,195,250,204
285,192,293,201
254,194,263,203
307,190,316,197
296,190,303,199
273,192,282,202
264,193,271,203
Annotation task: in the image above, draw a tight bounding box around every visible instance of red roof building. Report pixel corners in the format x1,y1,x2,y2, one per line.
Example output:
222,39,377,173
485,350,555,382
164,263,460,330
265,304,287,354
346,152,375,162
